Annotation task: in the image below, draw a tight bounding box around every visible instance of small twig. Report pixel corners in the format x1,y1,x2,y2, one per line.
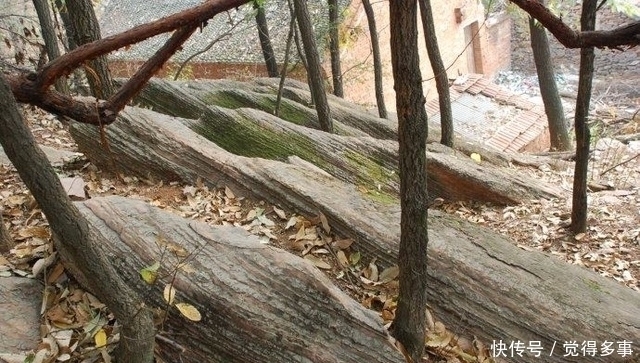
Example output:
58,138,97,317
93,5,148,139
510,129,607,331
600,152,640,176
173,13,248,80
156,333,186,353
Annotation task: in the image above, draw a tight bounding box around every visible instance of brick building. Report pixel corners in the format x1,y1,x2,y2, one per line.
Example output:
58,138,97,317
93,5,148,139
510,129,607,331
98,0,512,110
338,0,511,109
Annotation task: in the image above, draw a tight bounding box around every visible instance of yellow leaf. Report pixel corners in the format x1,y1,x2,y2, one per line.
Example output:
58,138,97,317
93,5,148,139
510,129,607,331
163,284,176,305
139,261,160,284
349,251,361,266
470,153,482,163
94,328,107,348
175,303,202,322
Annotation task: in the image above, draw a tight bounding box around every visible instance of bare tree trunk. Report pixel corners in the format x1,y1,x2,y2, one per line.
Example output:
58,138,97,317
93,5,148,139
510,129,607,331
328,0,344,98
62,0,115,98
276,17,296,117
0,211,13,254
254,2,279,77
54,0,88,94
529,0,571,151
32,0,68,94
389,0,429,361
362,0,387,119
571,0,597,233
292,0,333,132
418,0,452,147
0,75,154,363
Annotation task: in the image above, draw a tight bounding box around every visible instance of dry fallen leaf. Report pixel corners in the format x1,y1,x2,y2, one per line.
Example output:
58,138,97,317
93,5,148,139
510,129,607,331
378,265,399,283
304,255,332,270
273,206,287,220
94,328,107,348
175,303,202,322
163,284,176,305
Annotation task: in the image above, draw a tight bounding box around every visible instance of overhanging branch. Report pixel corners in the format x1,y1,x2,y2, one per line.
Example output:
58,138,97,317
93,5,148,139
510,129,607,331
509,0,640,48
4,0,250,126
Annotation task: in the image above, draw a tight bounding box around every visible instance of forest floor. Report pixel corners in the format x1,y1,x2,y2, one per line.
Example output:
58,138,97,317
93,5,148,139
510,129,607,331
0,93,638,361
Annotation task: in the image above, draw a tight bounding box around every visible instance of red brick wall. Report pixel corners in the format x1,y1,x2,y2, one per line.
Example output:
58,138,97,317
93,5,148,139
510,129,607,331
108,60,309,82
480,12,512,77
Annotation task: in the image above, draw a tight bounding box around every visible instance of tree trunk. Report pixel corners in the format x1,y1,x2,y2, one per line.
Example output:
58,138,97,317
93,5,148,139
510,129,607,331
53,0,88,94
362,0,387,119
418,0,453,147
292,0,333,132
0,210,13,254
529,1,571,151
389,0,429,360
125,78,561,205
62,0,115,98
68,106,640,363
328,0,344,98
571,0,596,233
254,2,279,78
0,75,154,363
32,0,68,94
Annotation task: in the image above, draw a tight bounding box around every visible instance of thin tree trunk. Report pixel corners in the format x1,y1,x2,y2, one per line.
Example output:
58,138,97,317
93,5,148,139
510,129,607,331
32,0,68,94
328,0,344,97
0,211,13,254
571,0,596,233
54,0,88,94
292,0,333,132
276,16,296,117
418,0,452,147
0,75,154,362
254,2,279,77
62,0,115,99
529,1,571,151
362,0,387,119
388,0,429,361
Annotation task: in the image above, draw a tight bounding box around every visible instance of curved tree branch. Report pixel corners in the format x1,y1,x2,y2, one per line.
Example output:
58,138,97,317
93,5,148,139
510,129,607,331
509,0,640,48
3,0,250,126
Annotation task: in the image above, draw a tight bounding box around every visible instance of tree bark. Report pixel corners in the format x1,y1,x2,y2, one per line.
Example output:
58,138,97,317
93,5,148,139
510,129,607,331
529,2,571,151
32,0,68,94
254,2,279,77
0,75,155,363
0,211,13,254
328,0,344,98
62,0,115,98
68,106,640,363
389,0,429,360
362,0,387,119
509,0,640,48
571,0,597,233
418,0,453,147
292,0,333,132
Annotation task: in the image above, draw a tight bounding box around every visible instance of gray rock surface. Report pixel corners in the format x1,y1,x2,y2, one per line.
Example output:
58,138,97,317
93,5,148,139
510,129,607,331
0,145,82,167
0,277,42,354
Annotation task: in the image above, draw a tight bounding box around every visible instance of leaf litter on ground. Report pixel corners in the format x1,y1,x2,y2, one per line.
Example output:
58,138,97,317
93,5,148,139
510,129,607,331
2,106,638,362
